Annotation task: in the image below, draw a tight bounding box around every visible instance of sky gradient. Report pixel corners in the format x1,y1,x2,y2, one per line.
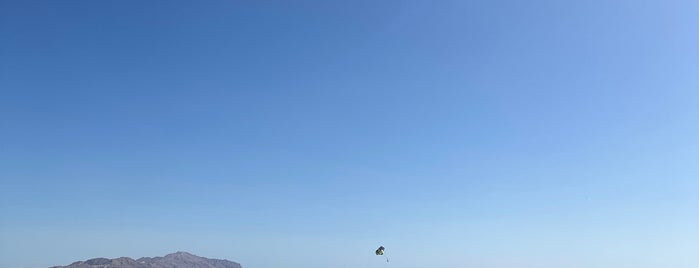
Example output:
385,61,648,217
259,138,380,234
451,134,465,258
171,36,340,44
1,1,698,268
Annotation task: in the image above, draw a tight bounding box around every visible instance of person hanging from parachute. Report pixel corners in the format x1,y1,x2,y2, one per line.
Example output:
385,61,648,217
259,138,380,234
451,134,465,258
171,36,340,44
375,246,388,262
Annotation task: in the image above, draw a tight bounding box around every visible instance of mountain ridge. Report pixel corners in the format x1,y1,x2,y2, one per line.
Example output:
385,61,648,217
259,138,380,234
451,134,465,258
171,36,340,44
50,251,242,268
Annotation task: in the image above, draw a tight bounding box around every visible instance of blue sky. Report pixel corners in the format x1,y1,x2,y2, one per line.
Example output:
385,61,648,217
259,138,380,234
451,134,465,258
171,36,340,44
1,1,698,268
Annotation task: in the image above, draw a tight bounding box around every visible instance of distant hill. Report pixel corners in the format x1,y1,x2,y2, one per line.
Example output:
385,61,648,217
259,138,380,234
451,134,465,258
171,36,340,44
50,251,242,268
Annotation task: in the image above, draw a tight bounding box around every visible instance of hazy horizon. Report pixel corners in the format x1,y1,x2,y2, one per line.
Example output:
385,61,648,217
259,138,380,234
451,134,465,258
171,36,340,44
1,1,698,268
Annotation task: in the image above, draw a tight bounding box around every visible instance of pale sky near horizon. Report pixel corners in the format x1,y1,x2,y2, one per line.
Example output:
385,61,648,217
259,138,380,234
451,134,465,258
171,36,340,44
1,1,698,268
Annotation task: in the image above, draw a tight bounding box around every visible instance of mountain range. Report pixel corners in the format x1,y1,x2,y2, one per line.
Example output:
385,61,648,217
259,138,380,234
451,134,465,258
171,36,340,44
49,252,242,268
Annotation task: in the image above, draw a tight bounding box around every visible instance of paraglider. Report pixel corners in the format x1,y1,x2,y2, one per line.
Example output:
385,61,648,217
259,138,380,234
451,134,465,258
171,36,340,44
375,246,388,262
375,246,384,255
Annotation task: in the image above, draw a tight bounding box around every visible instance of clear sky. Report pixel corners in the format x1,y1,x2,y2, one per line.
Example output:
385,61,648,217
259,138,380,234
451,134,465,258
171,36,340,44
1,1,698,268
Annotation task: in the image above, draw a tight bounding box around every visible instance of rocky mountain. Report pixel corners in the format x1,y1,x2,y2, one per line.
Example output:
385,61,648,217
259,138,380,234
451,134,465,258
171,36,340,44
50,252,242,268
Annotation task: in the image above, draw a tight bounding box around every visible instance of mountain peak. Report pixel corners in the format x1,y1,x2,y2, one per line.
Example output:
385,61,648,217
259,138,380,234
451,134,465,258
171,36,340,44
165,251,197,258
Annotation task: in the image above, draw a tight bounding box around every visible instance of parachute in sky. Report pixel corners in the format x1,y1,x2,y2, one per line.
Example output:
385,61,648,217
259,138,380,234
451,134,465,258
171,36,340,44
375,246,385,255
